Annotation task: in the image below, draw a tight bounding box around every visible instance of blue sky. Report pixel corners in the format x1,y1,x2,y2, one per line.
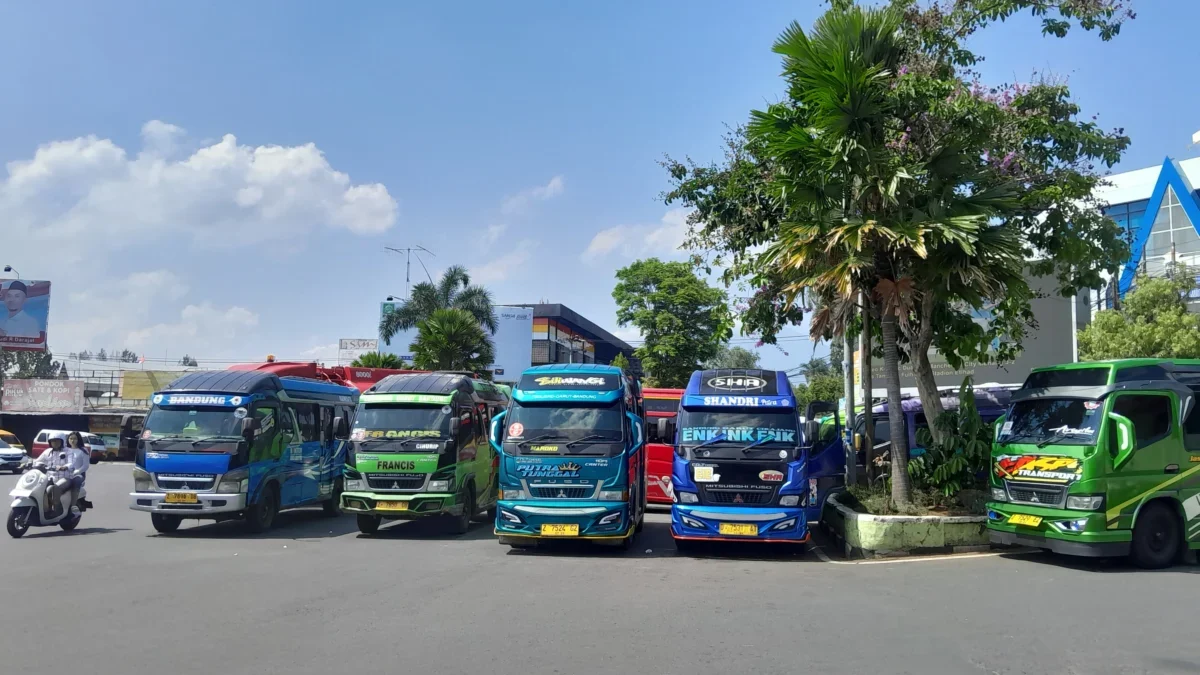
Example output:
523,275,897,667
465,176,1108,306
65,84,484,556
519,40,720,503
3,1,1198,373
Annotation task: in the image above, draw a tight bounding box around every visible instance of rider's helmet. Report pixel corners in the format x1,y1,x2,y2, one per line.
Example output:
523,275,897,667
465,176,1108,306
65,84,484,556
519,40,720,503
48,431,67,450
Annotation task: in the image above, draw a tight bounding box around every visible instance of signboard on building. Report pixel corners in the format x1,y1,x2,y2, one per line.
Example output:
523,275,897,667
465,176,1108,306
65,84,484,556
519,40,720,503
0,279,51,352
490,306,534,383
338,338,378,365
2,379,84,413
854,274,1088,390
120,371,187,400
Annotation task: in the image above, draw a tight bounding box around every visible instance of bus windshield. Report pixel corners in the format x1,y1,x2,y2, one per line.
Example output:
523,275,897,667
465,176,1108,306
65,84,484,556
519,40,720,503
142,405,245,452
351,404,453,449
678,408,799,460
505,400,624,454
1000,398,1103,447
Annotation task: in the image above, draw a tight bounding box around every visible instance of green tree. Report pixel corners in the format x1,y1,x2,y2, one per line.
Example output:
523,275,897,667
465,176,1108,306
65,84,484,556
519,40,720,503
664,1,1131,503
97,348,108,361
1079,274,1200,360
609,352,631,372
612,258,732,388
409,308,496,373
77,350,93,361
380,265,496,345
704,345,760,370
793,373,845,411
350,351,408,369
6,350,63,379
179,355,198,367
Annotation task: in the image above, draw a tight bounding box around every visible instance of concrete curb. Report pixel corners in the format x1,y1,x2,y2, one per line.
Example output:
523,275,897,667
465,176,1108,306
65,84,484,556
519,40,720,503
822,494,990,559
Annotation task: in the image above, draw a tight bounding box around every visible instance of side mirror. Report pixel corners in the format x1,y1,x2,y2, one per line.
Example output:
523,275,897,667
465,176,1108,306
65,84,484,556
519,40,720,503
489,409,508,453
804,420,819,447
656,418,673,444
1109,412,1136,468
241,417,261,436
334,416,349,440
993,414,1007,442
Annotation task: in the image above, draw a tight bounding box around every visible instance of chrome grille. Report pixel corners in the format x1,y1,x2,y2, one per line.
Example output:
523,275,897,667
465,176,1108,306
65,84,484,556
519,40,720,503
529,486,593,499
155,474,216,492
366,473,426,492
702,488,774,505
1006,482,1066,507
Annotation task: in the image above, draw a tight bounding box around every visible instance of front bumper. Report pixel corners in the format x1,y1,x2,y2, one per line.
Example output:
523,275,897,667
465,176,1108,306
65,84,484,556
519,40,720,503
494,500,631,540
986,502,1130,557
340,491,459,518
129,492,247,515
0,457,27,471
671,504,809,543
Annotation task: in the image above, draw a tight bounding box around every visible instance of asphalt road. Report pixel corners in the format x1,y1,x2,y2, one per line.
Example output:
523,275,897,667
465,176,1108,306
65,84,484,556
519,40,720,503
0,464,1197,675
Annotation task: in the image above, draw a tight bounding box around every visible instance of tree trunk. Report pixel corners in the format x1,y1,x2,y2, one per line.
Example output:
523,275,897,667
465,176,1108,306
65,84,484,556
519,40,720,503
880,312,912,505
911,292,946,446
860,296,875,483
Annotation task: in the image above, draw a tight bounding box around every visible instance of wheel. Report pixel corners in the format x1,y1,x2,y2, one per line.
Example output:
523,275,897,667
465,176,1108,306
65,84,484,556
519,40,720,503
635,510,645,533
471,498,494,524
617,532,635,551
322,479,343,517
151,513,182,534
245,484,279,533
356,514,381,535
7,508,31,539
89,455,100,465
448,486,474,535
1130,502,1181,569
59,513,81,532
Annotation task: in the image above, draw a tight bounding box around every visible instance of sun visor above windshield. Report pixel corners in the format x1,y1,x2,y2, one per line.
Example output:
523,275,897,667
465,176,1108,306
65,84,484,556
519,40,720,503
514,372,623,403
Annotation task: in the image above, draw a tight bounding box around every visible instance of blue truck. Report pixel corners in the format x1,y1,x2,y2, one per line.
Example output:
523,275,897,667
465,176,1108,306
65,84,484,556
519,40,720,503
490,364,646,549
130,370,359,533
666,369,809,548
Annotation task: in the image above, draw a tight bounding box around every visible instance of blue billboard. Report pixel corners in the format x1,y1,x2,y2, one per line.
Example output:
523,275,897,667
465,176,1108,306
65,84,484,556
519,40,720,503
377,302,532,382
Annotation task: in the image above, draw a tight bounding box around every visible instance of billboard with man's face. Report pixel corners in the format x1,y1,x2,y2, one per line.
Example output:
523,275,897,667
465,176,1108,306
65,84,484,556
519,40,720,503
0,279,50,352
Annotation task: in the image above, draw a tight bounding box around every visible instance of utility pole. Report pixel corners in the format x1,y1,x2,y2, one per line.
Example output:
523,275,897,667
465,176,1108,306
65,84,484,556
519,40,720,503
842,327,857,487
860,294,874,484
384,245,435,300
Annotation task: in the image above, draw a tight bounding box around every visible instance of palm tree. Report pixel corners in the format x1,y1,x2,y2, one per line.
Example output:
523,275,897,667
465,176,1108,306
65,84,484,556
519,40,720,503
409,309,496,373
350,352,407,369
380,265,497,345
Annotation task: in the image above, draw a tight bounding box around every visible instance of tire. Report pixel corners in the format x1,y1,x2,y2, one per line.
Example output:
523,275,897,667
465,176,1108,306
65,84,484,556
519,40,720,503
151,514,182,534
471,498,494,524
89,456,100,465
7,508,31,539
486,505,497,520
617,531,635,551
322,479,343,517
1130,502,1181,569
449,486,474,535
635,510,645,533
245,484,279,533
59,513,81,532
356,514,381,535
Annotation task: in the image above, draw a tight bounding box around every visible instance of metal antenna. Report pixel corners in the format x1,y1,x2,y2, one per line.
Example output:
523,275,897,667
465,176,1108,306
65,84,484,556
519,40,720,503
384,245,436,300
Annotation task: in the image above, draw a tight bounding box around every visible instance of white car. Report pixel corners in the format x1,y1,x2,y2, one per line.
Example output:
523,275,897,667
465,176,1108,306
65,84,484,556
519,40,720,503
0,438,27,474
84,434,107,464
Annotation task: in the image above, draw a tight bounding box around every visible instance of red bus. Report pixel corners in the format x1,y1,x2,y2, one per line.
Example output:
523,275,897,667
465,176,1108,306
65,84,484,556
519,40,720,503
642,387,682,505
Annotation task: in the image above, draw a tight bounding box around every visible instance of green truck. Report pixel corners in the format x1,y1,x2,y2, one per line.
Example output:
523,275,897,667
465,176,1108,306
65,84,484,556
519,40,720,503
987,359,1200,568
340,373,508,535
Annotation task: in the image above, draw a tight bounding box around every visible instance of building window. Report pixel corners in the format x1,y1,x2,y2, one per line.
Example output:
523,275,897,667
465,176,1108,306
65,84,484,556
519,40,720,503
1144,186,1200,276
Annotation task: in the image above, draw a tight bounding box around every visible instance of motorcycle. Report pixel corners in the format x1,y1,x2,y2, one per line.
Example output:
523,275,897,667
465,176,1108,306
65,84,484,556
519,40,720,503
7,464,87,538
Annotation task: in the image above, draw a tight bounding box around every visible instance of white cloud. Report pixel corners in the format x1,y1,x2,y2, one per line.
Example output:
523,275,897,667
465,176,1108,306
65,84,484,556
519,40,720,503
124,303,259,352
482,224,507,245
298,343,340,361
1,120,399,265
469,241,536,284
500,175,564,215
611,325,642,345
581,208,690,262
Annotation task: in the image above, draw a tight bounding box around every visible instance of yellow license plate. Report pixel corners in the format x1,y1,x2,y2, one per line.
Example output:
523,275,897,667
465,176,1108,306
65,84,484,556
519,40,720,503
164,492,197,504
540,523,579,537
376,501,409,512
1008,514,1042,527
718,522,759,536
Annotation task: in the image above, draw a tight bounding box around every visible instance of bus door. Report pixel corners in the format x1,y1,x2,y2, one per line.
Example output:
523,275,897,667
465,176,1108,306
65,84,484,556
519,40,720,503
804,401,844,520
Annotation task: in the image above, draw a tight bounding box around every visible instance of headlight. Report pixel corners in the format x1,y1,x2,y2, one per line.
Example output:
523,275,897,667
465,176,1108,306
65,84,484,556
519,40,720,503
429,479,452,493
990,487,1008,503
598,490,627,501
1066,494,1104,511
217,468,249,494
678,491,699,504
501,488,525,500
344,478,366,491
779,495,801,507
133,467,152,492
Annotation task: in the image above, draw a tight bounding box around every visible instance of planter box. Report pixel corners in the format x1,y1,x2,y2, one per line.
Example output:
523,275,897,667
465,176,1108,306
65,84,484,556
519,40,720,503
821,494,990,559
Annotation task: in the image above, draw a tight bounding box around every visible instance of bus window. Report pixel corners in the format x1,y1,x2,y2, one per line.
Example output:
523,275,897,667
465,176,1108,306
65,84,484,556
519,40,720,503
294,404,319,443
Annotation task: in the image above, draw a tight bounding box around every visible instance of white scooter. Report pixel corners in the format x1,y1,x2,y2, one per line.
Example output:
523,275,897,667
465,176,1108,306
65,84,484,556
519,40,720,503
7,463,87,538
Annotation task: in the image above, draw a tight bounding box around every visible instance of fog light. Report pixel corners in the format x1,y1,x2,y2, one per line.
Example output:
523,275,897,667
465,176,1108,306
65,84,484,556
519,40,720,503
771,518,797,531
500,510,522,523
679,492,699,504
1052,518,1089,533
987,510,1004,521
681,515,705,529
598,512,621,525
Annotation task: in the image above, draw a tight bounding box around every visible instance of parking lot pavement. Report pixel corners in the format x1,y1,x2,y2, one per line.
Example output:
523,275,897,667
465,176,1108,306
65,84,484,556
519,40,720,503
1,463,1197,675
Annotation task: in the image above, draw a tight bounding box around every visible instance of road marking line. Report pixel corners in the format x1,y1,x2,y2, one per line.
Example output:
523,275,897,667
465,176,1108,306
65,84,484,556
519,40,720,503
811,546,1034,565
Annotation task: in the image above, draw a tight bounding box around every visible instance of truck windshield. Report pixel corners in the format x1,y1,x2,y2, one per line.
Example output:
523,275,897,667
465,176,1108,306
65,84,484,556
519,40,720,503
352,404,452,448
505,400,624,454
1000,398,1103,446
142,405,244,452
678,408,799,459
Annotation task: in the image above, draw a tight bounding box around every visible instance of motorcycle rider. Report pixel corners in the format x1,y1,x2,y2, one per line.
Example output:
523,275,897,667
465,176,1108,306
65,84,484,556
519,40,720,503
40,432,88,516
65,431,92,510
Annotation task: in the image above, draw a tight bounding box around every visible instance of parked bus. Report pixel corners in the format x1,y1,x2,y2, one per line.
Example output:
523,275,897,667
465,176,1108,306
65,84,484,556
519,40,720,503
130,370,358,533
667,369,808,548
643,387,682,505
340,373,507,535
490,364,646,549
987,359,1200,569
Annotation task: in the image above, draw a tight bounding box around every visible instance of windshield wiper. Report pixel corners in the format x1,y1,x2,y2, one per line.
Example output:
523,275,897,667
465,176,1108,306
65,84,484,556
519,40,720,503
191,436,242,446
1036,430,1092,448
564,434,610,449
517,433,567,448
685,433,728,454
738,438,776,455
146,435,190,445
